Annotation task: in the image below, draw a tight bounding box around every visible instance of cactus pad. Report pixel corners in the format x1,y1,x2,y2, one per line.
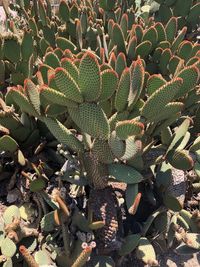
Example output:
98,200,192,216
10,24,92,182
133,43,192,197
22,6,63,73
79,52,101,102
136,237,158,266
141,78,183,120
55,68,83,103
115,119,144,140
79,103,110,140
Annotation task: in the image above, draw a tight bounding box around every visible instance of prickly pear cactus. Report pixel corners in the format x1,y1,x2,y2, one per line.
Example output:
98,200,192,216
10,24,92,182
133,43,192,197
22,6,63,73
0,0,199,266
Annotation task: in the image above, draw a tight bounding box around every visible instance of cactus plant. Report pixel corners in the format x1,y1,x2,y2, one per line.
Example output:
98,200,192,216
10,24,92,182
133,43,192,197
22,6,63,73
0,1,200,266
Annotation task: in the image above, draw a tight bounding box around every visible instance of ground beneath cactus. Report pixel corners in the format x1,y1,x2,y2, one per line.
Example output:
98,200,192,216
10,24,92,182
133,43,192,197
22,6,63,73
158,251,200,267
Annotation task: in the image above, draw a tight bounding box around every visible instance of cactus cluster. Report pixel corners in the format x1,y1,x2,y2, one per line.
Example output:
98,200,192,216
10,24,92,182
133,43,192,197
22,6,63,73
0,0,200,266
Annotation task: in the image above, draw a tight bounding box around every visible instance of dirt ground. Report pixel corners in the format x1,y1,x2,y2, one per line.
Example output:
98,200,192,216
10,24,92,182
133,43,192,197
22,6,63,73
158,251,200,267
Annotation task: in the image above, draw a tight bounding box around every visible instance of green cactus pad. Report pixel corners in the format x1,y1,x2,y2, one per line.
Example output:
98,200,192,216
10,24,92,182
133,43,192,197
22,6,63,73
121,138,142,160
154,212,169,233
21,30,34,61
146,74,166,96
118,234,141,256
8,88,38,116
3,37,21,63
99,69,118,102
79,52,101,102
159,41,171,49
38,0,47,26
89,221,105,230
127,36,137,61
42,117,84,152
55,67,83,103
125,183,138,212
179,209,198,233
28,18,38,36
56,37,76,53
167,118,191,153
187,0,200,24
154,22,167,42
109,131,126,158
142,207,167,236
171,27,187,53
115,53,127,78
40,86,78,108
109,111,129,131
108,163,143,184
135,41,152,59
44,52,60,69
175,66,199,99
29,178,46,192
79,103,110,140
152,47,163,63
167,214,177,247
142,26,158,49
64,49,74,59
132,24,143,43
141,78,183,120
190,136,200,152
178,41,193,62
159,48,172,75
161,127,172,145
191,43,200,58
54,48,63,60
3,205,20,224
186,57,199,67
176,131,190,150
39,64,53,84
18,149,26,166
0,135,18,153
177,215,190,231
166,149,194,171
68,106,83,130
43,25,56,47
19,203,35,222
61,58,79,81
115,119,144,140
3,258,13,267
174,0,192,17
1,237,17,257
148,102,184,123
136,237,158,266
187,3,200,27
176,243,200,255
159,3,173,24
115,68,130,112
163,194,183,212
165,17,177,43
0,60,5,83
46,105,75,119
59,0,69,22
169,56,183,76
47,72,58,90
24,79,41,115
128,59,145,107
35,250,52,265
40,211,57,232
112,23,126,54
